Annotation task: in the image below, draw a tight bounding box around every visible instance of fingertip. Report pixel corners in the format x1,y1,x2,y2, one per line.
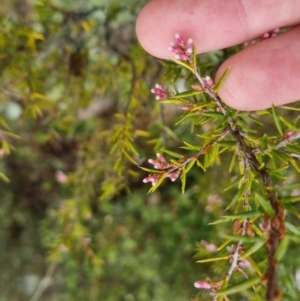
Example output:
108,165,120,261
216,27,300,111
136,1,172,59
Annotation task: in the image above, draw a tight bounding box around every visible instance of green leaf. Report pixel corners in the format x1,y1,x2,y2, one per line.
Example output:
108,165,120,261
202,111,224,118
195,159,206,171
123,150,138,165
172,89,202,98
172,58,194,73
252,224,264,237
285,222,300,236
0,116,11,130
281,195,300,203
255,193,274,216
185,159,196,173
241,239,265,258
236,182,249,202
204,144,220,168
181,141,200,151
225,194,239,211
224,235,263,243
197,255,229,263
148,174,165,194
289,157,300,172
217,276,260,296
181,168,186,194
271,149,292,162
217,140,236,147
283,203,300,218
2,131,20,139
275,236,289,261
285,143,300,154
223,211,262,219
139,167,163,173
160,124,179,140
271,104,283,135
217,239,232,251
208,218,231,225
247,115,263,126
159,148,183,159
159,98,186,105
246,256,263,277
229,153,237,173
0,171,10,183
255,109,271,115
281,105,300,111
214,68,230,92
281,267,299,299
224,175,243,192
279,116,298,130
175,111,200,125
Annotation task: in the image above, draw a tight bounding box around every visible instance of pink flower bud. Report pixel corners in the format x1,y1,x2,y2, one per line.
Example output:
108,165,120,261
200,240,217,252
203,76,213,88
239,258,252,268
165,170,180,182
151,84,169,100
194,281,212,289
187,38,194,47
282,130,295,139
156,153,166,163
143,174,161,185
56,170,67,183
175,33,185,45
260,28,279,40
148,159,162,169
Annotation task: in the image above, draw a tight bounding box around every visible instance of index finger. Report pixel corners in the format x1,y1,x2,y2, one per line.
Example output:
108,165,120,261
136,0,300,58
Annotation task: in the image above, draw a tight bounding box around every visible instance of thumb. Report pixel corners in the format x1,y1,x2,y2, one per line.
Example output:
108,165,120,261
216,27,300,111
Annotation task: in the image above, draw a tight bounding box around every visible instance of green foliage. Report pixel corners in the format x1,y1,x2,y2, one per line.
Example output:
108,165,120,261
141,34,300,301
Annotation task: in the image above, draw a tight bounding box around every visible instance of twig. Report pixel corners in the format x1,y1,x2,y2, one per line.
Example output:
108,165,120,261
29,260,58,301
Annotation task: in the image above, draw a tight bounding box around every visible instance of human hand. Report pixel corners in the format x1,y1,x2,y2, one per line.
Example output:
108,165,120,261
136,0,300,110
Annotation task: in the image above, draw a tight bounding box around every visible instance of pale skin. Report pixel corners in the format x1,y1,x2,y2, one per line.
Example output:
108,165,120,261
136,0,300,111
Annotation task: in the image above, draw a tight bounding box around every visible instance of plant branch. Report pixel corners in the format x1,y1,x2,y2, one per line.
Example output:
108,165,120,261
192,65,285,301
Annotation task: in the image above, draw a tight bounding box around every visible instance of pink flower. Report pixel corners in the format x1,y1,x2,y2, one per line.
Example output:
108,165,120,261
143,153,182,185
56,170,67,183
143,173,161,186
260,28,279,40
168,33,194,61
151,84,169,100
202,76,214,88
194,280,212,289
148,153,171,170
165,170,180,182
244,28,279,48
239,258,252,269
200,240,217,252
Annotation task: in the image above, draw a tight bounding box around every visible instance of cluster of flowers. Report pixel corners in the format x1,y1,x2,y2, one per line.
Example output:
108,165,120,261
150,84,169,100
244,28,280,47
168,33,194,61
260,28,280,40
142,153,181,186
151,76,213,101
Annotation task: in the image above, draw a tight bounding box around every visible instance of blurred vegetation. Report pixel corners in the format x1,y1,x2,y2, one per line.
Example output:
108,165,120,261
0,1,300,301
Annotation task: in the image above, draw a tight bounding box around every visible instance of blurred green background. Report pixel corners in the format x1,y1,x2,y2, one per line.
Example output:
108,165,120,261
0,1,300,301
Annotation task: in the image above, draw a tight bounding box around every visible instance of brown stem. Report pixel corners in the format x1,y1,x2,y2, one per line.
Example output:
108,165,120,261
230,123,285,301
